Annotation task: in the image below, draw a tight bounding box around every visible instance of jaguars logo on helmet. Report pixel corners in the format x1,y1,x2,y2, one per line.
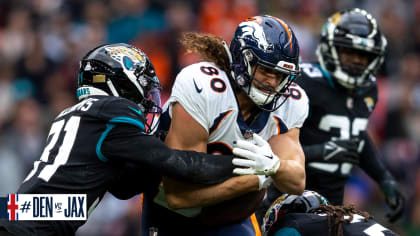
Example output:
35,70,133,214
77,43,162,133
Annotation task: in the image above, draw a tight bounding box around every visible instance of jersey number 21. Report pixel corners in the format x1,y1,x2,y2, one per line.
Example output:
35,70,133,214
24,116,81,182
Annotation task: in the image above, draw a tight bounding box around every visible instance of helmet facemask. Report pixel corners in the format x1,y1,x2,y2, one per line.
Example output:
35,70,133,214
116,59,162,134
241,49,299,111
137,75,162,134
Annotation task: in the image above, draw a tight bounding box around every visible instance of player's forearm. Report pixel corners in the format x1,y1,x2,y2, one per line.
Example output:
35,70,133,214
302,144,324,162
167,149,236,184
265,129,305,194
272,159,305,195
166,175,259,209
358,133,389,183
360,152,389,183
102,127,234,184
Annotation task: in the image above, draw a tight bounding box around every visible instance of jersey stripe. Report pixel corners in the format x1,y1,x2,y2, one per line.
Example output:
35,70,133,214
273,18,293,52
250,213,262,236
273,116,289,135
209,110,233,136
96,124,115,162
128,106,143,116
109,117,145,130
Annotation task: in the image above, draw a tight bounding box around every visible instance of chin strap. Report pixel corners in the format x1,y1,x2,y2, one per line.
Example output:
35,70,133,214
246,83,275,106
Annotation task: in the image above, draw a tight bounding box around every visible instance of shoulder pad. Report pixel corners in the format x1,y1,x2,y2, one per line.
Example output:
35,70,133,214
98,97,146,131
167,62,231,133
273,83,309,129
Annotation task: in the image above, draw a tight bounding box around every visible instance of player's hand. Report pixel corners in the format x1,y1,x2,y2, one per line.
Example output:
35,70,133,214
322,139,360,164
232,133,280,176
381,178,405,222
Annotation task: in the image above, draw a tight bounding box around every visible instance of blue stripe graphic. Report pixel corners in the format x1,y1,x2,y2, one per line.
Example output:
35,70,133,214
96,124,115,162
110,117,145,131
128,106,142,116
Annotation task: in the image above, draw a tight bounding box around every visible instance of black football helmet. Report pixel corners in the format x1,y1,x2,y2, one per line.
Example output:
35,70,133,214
228,15,300,111
262,190,329,235
316,8,387,90
77,43,162,132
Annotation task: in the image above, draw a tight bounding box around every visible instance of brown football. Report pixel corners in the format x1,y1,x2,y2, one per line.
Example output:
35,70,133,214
198,189,266,226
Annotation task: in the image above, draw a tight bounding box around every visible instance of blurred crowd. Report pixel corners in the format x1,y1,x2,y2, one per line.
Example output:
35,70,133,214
0,0,418,235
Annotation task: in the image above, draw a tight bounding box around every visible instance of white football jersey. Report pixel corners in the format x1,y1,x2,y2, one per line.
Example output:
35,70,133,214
165,61,309,152
155,62,309,217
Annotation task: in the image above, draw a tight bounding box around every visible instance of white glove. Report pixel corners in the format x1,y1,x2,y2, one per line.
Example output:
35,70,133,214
232,133,280,176
257,175,273,190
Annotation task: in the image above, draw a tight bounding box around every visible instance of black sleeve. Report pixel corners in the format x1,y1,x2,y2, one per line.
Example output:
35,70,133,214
303,144,324,162
358,132,390,183
101,124,235,185
108,163,161,200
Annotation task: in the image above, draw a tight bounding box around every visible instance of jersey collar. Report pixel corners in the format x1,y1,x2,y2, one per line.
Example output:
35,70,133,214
315,64,335,89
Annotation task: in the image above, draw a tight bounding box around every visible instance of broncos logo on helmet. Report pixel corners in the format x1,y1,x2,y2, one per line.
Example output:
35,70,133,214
238,20,273,52
229,15,300,111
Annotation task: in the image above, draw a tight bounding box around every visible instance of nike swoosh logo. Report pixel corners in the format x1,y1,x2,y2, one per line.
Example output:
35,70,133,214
193,78,202,93
128,106,143,116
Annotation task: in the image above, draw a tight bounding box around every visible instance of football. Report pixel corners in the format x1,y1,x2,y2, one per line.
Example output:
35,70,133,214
198,189,267,226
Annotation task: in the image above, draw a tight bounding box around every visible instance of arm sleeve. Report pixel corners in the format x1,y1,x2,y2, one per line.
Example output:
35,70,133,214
108,164,160,200
358,132,390,183
101,124,234,185
302,143,324,162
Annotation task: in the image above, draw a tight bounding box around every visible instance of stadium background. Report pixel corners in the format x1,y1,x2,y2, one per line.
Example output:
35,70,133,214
0,0,418,235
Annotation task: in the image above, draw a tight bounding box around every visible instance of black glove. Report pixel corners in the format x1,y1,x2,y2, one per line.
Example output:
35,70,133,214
322,139,360,164
380,178,405,223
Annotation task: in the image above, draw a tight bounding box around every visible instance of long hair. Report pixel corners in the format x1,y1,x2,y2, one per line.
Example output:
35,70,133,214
179,32,231,74
310,205,373,236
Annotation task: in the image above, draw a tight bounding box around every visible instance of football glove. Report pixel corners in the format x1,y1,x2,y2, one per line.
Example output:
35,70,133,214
232,133,280,176
322,139,360,164
257,175,273,190
380,178,405,222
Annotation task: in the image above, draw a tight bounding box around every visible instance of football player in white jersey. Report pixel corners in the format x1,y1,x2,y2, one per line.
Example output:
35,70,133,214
141,15,309,235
